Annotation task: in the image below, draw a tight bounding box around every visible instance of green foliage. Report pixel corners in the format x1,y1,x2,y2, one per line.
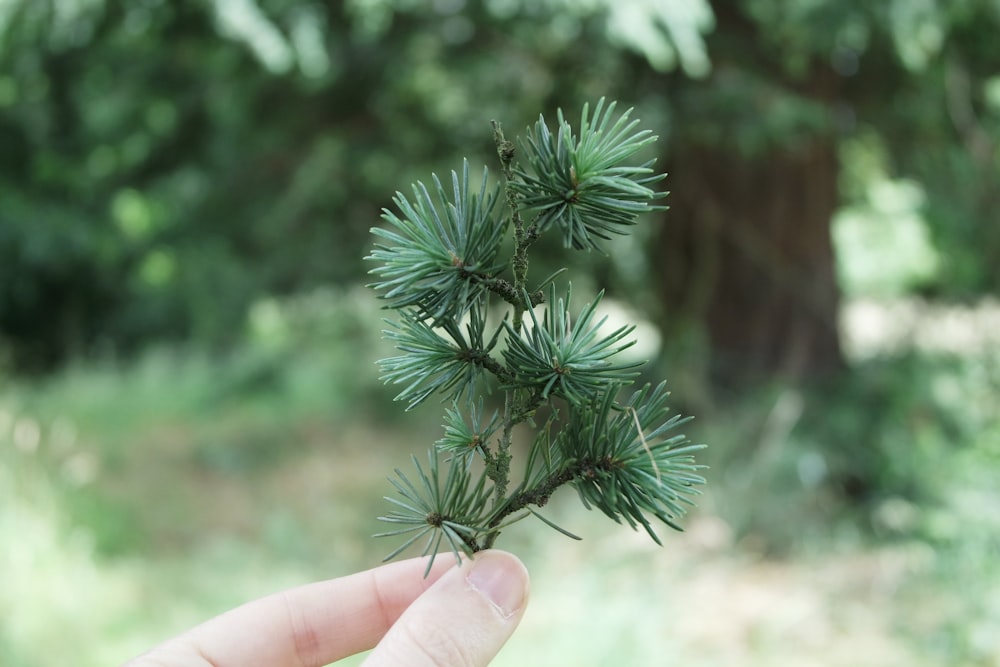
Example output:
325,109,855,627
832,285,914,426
367,161,506,322
367,100,705,567
377,306,500,410
434,398,501,462
377,454,493,574
513,100,666,250
554,383,703,539
501,285,640,404
3,0,998,374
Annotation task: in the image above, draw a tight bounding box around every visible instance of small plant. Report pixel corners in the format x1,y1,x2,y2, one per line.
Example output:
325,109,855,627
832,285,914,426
367,99,705,571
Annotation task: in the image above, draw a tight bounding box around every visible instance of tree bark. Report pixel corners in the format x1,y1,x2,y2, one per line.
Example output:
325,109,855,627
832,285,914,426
657,137,845,387
651,3,847,388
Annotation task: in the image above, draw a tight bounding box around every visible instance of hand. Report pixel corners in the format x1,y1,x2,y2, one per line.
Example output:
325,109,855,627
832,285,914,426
124,550,529,667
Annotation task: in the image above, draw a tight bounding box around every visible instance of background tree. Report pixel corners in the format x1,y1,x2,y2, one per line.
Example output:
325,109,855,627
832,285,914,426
628,0,1000,389
0,0,650,368
1,0,997,387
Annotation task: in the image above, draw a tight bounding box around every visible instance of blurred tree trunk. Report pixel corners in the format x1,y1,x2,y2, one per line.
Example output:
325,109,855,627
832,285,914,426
657,138,845,387
653,5,846,389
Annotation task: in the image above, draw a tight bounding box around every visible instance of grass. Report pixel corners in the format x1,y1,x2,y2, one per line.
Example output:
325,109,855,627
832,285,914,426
2,288,999,666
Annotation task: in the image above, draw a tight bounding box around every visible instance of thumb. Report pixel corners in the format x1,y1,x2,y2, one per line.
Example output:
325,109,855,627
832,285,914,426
364,550,529,667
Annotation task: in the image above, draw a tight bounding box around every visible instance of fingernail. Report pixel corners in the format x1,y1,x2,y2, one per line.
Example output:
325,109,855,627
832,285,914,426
466,551,528,619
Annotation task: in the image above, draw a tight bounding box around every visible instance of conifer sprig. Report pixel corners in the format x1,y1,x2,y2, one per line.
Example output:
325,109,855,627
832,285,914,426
559,383,706,541
512,99,667,251
502,285,641,405
375,453,493,575
378,304,504,410
366,99,705,567
435,398,502,463
367,160,506,322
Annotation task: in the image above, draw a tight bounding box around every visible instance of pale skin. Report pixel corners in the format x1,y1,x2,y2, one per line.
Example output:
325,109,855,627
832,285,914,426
124,550,530,667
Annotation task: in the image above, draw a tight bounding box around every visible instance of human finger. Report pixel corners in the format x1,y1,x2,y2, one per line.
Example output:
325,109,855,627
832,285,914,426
123,553,458,667
364,550,529,667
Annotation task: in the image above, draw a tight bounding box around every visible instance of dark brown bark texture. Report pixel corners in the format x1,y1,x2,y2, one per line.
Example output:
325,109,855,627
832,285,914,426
658,139,845,386
653,7,846,388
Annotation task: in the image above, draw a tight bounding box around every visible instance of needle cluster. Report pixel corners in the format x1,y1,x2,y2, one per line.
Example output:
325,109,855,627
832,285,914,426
366,99,705,571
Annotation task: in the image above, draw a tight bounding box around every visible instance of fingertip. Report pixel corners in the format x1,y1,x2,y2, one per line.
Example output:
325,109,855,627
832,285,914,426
465,550,530,619
364,549,530,667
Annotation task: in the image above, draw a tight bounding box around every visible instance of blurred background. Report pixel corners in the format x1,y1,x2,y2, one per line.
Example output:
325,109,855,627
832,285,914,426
1,0,999,664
